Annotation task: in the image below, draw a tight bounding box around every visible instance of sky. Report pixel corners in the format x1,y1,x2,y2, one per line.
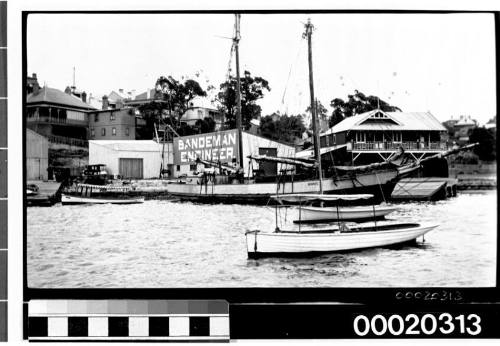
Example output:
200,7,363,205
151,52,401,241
27,12,496,125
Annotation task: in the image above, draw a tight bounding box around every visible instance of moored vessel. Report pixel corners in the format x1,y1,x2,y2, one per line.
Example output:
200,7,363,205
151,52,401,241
245,194,437,258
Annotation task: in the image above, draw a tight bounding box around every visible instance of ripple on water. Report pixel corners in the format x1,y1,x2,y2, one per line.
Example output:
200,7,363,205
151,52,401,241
27,191,497,288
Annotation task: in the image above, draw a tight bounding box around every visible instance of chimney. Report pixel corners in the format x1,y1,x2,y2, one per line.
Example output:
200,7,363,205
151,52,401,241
102,95,109,110
64,86,72,94
33,82,40,94
82,91,87,103
119,88,124,93
116,99,124,109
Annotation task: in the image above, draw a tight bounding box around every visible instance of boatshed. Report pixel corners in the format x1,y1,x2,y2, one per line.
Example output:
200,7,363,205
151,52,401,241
26,129,49,180
89,140,173,179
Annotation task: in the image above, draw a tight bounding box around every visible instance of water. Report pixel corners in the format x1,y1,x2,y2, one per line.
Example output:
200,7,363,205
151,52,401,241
27,190,497,288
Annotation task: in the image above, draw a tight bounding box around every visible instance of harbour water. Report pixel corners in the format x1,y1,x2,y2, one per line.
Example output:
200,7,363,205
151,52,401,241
27,190,496,288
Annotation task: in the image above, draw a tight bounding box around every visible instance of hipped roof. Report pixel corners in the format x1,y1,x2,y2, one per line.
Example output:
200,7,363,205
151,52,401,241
27,87,97,111
323,109,446,136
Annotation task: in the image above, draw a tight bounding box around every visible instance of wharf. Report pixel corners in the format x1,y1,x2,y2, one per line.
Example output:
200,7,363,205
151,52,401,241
455,174,496,190
27,181,63,206
126,179,171,199
391,177,458,201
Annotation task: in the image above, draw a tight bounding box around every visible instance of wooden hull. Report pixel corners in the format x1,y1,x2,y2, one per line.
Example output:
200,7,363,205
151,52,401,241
61,194,145,205
298,205,398,222
245,223,437,258
167,169,398,204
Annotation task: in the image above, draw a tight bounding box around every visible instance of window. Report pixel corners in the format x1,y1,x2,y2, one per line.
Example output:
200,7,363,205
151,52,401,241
393,132,402,142
101,128,106,136
329,134,335,145
125,127,130,136
94,114,99,122
190,164,197,171
110,113,116,121
90,128,95,137
355,132,366,142
197,109,203,117
176,165,180,172
112,127,117,136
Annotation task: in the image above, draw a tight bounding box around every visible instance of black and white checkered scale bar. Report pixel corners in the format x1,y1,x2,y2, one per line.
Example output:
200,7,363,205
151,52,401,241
27,300,230,341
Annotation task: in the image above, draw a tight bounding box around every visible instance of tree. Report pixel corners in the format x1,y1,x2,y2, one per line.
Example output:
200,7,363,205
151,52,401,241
469,127,496,161
305,100,329,129
329,90,402,127
217,70,270,129
194,117,216,134
260,113,306,144
306,100,328,120
137,76,207,138
155,76,207,117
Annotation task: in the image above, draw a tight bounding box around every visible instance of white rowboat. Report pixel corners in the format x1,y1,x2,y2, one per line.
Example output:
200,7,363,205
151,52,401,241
245,223,437,258
61,194,145,205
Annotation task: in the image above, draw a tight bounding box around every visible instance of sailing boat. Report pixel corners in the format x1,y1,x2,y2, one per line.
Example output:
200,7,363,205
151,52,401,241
166,16,411,204
245,194,438,258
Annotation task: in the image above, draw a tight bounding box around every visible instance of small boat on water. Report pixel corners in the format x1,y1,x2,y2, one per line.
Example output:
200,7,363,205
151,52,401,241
61,183,144,205
299,205,398,222
245,194,437,258
276,193,398,223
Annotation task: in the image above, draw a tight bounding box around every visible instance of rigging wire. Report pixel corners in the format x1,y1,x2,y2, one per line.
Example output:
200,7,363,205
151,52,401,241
281,36,306,111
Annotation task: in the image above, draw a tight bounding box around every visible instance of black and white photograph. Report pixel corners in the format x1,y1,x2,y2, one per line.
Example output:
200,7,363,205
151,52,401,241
25,11,496,290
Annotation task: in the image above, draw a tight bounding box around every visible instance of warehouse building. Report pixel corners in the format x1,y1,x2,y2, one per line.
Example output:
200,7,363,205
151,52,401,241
173,129,296,178
89,140,173,179
89,130,295,180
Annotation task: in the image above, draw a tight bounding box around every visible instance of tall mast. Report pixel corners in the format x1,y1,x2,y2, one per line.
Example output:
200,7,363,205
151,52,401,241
304,18,323,193
234,13,244,167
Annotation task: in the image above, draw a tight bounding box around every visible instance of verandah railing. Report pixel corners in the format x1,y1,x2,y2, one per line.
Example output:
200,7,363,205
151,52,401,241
47,135,88,148
353,141,445,151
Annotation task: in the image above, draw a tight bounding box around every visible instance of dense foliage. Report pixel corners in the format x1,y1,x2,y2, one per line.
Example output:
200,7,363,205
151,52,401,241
259,113,306,144
469,127,496,161
216,70,270,129
329,90,402,127
136,76,207,139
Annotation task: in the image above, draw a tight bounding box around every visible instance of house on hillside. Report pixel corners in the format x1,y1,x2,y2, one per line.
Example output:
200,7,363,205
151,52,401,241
126,89,156,106
88,108,139,140
26,85,96,146
453,115,477,143
319,109,447,165
180,97,224,130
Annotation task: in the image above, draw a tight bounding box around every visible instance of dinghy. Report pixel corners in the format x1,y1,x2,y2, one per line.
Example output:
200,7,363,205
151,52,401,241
299,205,398,222
277,193,398,222
245,194,437,258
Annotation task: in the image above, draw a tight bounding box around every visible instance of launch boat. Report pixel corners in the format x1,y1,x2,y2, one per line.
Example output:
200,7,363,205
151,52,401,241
245,194,437,258
61,183,144,205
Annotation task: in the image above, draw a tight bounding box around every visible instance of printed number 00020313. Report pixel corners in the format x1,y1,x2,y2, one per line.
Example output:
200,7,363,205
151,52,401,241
353,313,481,337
